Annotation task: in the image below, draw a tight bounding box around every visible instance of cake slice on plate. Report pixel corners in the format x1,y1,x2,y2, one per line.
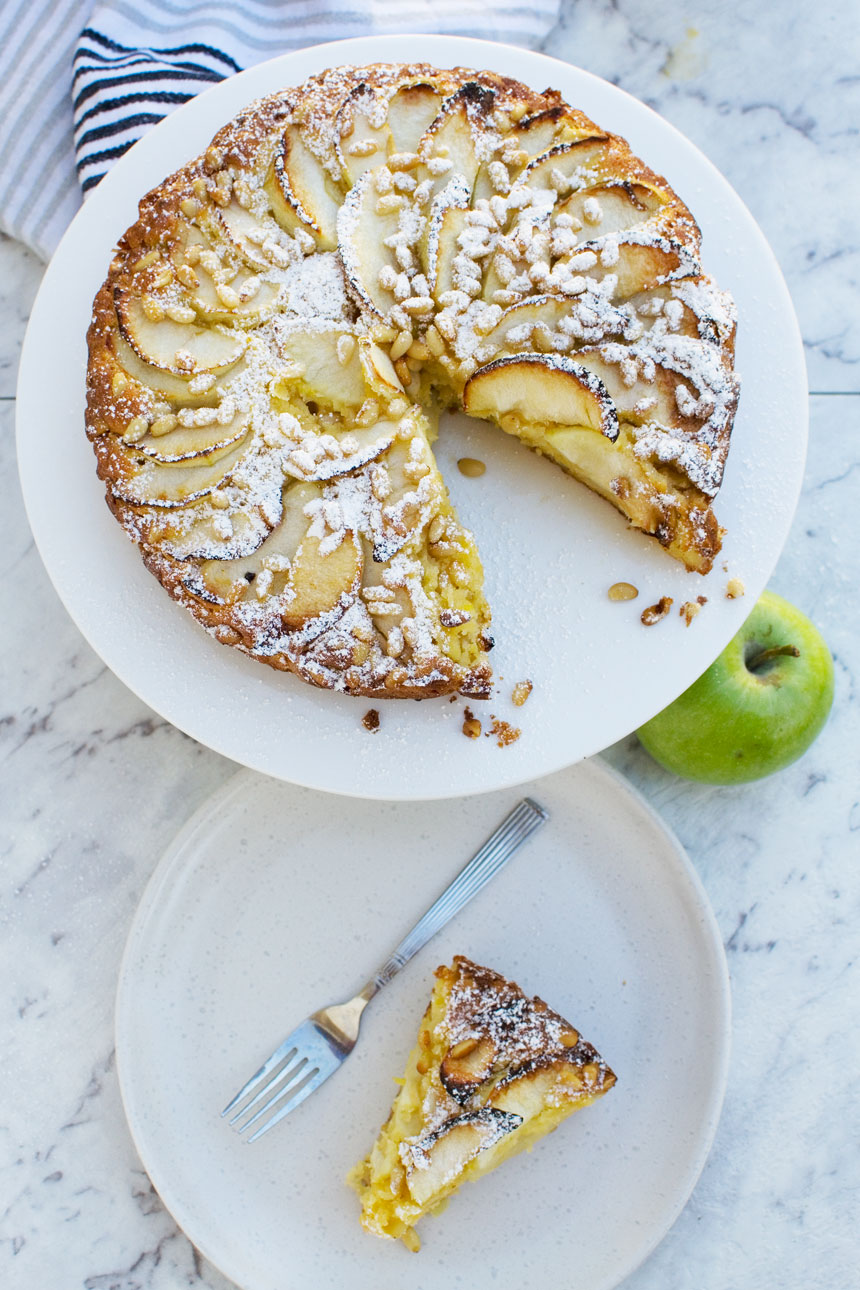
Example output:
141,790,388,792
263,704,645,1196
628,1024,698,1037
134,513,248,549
348,955,616,1250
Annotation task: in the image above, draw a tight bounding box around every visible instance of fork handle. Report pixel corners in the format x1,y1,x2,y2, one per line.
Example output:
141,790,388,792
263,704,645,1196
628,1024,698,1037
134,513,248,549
368,797,549,992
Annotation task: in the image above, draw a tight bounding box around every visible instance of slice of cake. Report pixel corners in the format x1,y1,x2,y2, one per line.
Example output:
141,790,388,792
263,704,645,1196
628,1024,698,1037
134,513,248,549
348,956,616,1250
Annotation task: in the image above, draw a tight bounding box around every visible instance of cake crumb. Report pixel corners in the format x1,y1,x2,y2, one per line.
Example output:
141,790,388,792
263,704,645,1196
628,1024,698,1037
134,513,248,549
726,577,745,599
488,716,521,747
608,581,638,602
362,708,380,732
511,679,533,707
462,708,482,739
680,594,708,626
641,596,673,626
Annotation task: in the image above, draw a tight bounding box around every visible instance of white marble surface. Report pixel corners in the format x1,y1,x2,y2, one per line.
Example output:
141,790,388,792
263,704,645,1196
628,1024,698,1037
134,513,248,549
2,2,859,1287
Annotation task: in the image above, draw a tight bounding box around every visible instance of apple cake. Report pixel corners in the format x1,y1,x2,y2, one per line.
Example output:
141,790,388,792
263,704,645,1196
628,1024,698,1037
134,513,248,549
85,62,739,699
348,955,616,1249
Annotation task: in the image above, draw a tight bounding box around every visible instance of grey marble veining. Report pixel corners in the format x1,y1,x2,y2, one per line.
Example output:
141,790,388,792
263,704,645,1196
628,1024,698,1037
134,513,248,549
541,0,860,394
2,3,859,1287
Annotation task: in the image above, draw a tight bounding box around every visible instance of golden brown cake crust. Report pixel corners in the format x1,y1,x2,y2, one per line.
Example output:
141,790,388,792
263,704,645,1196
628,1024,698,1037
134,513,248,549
86,61,739,699
435,955,616,1099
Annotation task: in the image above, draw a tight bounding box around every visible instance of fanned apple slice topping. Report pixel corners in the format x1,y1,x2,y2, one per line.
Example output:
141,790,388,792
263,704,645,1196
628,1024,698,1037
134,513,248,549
191,480,322,603
488,1056,600,1119
274,324,366,410
572,344,705,430
628,284,702,341
144,455,291,564
509,106,573,158
112,331,244,405
473,105,572,202
440,1035,497,1102
281,528,363,629
265,123,341,250
556,180,665,240
360,339,404,398
386,82,443,153
156,502,276,565
336,80,444,187
130,409,250,463
404,1109,523,1208
518,136,613,200
284,420,399,483
554,233,701,301
423,176,471,299
335,83,392,186
115,287,246,376
183,260,281,326
208,200,277,270
336,169,403,317
366,426,445,562
110,429,252,507
464,353,620,440
417,82,497,201
474,295,584,360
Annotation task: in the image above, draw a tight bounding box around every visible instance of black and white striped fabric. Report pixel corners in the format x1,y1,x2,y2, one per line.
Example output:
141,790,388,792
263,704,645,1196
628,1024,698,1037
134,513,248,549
73,30,238,197
0,0,562,261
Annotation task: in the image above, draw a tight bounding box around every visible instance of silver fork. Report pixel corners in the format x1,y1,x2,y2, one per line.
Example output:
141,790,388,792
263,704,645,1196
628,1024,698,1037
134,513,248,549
221,796,548,1142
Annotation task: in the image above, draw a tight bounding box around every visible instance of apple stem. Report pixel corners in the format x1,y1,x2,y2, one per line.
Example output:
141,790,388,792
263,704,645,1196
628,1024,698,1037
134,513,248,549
747,643,800,671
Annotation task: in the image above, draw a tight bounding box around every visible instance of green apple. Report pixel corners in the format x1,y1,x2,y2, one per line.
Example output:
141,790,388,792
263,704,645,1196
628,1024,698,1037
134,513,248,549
636,590,834,785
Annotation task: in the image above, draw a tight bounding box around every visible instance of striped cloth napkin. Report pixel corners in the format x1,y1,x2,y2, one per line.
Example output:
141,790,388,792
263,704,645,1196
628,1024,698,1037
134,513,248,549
0,0,561,261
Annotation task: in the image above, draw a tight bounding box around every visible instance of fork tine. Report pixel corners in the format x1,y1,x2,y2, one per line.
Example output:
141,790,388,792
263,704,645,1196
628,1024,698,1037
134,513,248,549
227,1050,304,1125
246,1066,325,1143
233,1055,310,1131
221,1042,299,1118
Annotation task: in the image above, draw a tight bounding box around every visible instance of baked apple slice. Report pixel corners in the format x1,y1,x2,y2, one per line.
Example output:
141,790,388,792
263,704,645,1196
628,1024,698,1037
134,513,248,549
473,105,572,201
360,338,404,398
183,259,281,326
130,409,250,464
265,122,341,250
276,324,367,410
464,353,619,440
385,82,443,153
336,169,402,317
417,82,496,200
555,180,664,238
281,529,363,629
335,83,391,186
111,330,243,405
475,294,578,360
115,286,246,376
110,428,252,507
423,176,471,299
284,421,399,483
403,1110,523,1209
193,480,322,603
555,233,700,300
519,136,613,196
570,345,700,429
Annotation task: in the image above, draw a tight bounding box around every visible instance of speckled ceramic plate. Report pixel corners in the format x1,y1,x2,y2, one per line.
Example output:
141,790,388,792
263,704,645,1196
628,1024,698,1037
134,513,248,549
16,34,807,799
115,759,731,1290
